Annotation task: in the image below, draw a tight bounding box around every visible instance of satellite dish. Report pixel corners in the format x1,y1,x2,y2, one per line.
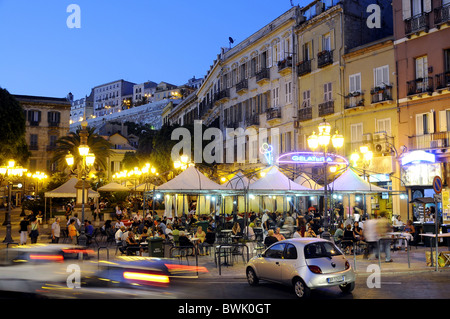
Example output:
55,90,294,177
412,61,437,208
229,37,234,44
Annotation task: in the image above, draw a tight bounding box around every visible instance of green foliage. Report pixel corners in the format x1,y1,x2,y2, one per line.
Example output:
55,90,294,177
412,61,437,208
44,172,69,192
122,151,140,170
0,88,30,165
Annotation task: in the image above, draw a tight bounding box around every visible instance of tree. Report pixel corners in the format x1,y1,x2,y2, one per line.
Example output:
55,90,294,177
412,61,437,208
0,88,30,165
52,126,113,173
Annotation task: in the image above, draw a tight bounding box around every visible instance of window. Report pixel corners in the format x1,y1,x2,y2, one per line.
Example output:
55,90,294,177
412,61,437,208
324,82,332,102
444,49,450,72
416,112,434,135
264,243,285,259
415,56,428,79
322,33,331,51
350,123,363,142
49,135,58,147
285,132,292,152
284,244,297,259
30,134,38,149
285,81,292,104
304,242,342,259
272,87,279,107
28,110,41,125
377,118,392,136
439,110,450,132
302,90,311,107
303,41,313,61
374,65,390,88
349,73,361,93
48,111,61,125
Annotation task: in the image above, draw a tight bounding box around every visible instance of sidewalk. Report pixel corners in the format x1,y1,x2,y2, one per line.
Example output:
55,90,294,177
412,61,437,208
1,207,449,280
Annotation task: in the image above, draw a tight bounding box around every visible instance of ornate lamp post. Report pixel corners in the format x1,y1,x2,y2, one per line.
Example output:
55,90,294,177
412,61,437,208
0,160,27,243
307,120,344,229
350,145,374,218
65,121,95,246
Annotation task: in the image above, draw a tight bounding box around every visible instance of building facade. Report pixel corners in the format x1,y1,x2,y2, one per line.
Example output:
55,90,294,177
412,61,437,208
70,89,94,124
394,0,450,221
93,79,135,118
13,94,71,174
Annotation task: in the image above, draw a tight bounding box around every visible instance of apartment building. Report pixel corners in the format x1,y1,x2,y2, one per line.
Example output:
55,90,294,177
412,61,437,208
394,0,450,214
13,94,71,174
93,79,135,117
70,89,94,123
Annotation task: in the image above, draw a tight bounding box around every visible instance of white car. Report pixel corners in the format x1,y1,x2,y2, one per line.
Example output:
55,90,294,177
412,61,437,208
245,238,356,298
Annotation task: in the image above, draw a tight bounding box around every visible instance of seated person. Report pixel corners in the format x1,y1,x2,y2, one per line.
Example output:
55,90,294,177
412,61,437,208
333,223,344,244
273,227,285,241
124,231,140,255
264,229,278,247
352,221,363,241
342,224,356,253
402,220,415,251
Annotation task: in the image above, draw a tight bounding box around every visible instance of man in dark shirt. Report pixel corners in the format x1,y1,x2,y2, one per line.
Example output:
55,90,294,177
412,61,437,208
264,229,278,248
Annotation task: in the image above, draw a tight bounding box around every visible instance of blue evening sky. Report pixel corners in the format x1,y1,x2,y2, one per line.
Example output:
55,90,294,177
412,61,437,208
0,0,308,100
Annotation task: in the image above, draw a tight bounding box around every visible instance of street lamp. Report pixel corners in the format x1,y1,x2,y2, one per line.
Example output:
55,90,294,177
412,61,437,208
307,120,344,229
0,160,27,243
350,145,373,217
65,121,95,246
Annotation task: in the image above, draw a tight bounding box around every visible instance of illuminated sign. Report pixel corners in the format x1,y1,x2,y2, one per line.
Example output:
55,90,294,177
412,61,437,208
400,150,436,166
260,143,274,165
277,151,349,165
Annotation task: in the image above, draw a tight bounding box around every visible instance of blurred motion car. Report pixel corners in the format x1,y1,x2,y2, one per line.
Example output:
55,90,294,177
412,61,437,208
245,238,356,298
0,244,94,297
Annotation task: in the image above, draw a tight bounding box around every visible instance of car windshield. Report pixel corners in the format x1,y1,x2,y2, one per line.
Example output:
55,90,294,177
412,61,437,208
304,242,342,259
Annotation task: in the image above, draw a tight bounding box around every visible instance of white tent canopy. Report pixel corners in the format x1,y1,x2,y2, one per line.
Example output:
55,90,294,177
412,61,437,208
248,166,313,193
97,182,131,192
321,168,390,193
134,183,156,192
224,171,256,190
157,166,227,193
44,177,100,198
294,173,322,190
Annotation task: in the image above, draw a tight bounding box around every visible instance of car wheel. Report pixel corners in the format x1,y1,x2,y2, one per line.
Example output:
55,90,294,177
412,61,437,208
293,278,310,299
339,282,355,293
246,267,259,286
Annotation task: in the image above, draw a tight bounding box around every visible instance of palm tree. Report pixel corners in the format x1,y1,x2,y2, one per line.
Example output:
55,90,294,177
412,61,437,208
53,126,113,173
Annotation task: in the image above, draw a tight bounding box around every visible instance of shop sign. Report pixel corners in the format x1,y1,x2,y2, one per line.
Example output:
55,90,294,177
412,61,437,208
277,151,349,165
401,150,436,166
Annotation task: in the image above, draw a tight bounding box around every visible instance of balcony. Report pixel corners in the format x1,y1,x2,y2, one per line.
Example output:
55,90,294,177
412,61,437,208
434,3,450,27
214,89,230,103
236,79,248,95
29,144,39,151
407,77,434,97
371,86,393,104
277,57,293,76
408,132,450,151
48,121,60,128
266,107,282,121
344,92,365,109
297,60,312,77
255,68,270,85
245,114,260,127
435,72,450,91
405,13,429,37
318,100,334,117
199,102,213,118
298,107,312,121
317,50,333,68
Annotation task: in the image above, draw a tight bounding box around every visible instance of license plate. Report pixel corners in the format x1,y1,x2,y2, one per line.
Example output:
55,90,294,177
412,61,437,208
327,276,344,283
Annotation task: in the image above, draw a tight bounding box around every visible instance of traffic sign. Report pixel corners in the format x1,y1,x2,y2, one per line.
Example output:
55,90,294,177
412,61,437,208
433,176,442,194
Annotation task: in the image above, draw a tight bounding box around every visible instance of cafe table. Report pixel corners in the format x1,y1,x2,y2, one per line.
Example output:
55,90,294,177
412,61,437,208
420,233,450,270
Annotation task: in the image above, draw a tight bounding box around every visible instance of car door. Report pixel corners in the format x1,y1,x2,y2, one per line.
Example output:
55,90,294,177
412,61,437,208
258,243,285,282
279,243,299,285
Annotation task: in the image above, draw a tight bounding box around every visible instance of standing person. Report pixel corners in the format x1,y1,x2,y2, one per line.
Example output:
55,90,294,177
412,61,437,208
195,226,207,255
363,218,379,260
29,217,39,244
19,217,29,245
68,219,78,245
51,217,61,243
377,212,393,262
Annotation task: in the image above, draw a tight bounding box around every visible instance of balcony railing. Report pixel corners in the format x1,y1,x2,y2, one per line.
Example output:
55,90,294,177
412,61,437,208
434,3,450,26
214,89,230,102
29,144,39,151
266,107,282,121
298,107,312,121
408,131,450,151
199,102,213,117
371,86,393,103
344,92,365,109
245,114,260,127
48,121,60,128
407,77,434,96
318,101,334,117
236,79,248,93
405,13,429,36
317,50,333,68
256,68,270,83
297,60,312,77
435,72,450,90
277,58,293,73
